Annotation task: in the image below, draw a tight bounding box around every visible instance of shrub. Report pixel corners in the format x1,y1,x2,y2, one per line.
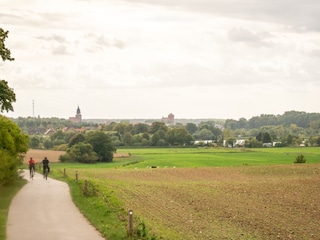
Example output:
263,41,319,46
294,154,307,163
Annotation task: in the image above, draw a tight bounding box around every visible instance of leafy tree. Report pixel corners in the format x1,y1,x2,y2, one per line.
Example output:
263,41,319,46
0,80,16,113
43,138,53,149
185,123,198,134
29,136,40,148
151,133,160,146
0,28,14,61
132,123,150,134
0,28,16,113
226,138,236,148
69,133,85,147
63,142,98,163
150,122,168,134
113,122,130,136
122,132,133,146
167,128,193,146
85,131,116,162
193,129,213,140
0,115,28,185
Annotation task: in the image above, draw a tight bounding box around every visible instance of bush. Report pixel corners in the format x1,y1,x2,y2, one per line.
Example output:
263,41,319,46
294,154,307,164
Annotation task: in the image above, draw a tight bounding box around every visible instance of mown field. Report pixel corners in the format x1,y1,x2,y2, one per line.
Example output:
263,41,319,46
27,147,320,239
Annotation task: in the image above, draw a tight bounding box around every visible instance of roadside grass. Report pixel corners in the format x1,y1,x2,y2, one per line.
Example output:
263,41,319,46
0,171,27,240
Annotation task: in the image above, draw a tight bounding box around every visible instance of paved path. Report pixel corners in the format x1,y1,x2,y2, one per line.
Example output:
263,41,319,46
7,170,105,240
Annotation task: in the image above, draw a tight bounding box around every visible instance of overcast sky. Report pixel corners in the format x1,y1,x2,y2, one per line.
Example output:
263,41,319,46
1,0,319,120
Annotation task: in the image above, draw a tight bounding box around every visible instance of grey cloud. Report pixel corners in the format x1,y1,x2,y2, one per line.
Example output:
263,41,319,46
84,33,126,52
125,0,320,32
227,28,272,47
52,44,69,55
309,49,320,57
36,34,67,43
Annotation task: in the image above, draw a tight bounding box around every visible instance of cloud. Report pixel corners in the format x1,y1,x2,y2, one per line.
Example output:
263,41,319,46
227,28,272,47
52,44,69,55
124,0,320,32
1,0,320,120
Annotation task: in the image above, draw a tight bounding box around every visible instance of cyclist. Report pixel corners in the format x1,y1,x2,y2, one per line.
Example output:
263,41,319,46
42,157,50,178
28,157,36,178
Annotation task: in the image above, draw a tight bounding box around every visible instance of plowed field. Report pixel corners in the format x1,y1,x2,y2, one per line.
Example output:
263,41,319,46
80,165,320,239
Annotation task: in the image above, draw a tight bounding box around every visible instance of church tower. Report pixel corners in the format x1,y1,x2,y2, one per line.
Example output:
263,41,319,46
69,106,82,123
75,106,82,121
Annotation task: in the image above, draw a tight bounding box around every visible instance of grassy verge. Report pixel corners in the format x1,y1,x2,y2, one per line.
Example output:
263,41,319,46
50,169,157,239
0,173,27,240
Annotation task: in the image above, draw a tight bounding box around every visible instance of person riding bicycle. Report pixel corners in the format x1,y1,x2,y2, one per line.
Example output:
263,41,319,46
42,157,50,177
28,157,36,178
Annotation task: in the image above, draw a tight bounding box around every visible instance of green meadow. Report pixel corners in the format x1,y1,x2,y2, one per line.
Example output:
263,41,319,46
51,147,320,170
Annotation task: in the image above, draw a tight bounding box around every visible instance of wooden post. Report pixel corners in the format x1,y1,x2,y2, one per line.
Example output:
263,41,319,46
84,179,88,195
75,171,78,182
128,209,133,237
64,168,66,177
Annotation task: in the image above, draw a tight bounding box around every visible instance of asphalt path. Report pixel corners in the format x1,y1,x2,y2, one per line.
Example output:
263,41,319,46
6,170,105,240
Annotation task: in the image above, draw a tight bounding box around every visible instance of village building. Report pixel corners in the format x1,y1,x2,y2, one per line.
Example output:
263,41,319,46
162,113,174,125
69,106,82,123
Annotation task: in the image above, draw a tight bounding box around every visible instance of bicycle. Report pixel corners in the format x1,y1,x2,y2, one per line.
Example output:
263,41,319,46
30,167,35,180
43,166,48,180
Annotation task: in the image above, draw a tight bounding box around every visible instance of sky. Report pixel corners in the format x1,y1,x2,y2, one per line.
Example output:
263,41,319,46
0,0,319,120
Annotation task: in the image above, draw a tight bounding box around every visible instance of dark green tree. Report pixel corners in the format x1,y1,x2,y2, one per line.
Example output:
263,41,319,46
69,133,85,147
63,142,98,163
29,136,40,148
185,123,198,134
132,123,150,134
150,122,168,134
0,28,16,113
167,128,193,146
122,132,133,146
85,131,116,162
0,115,28,185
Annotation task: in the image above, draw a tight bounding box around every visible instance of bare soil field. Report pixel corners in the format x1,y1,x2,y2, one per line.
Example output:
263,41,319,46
23,149,65,163
84,164,320,240
23,149,129,164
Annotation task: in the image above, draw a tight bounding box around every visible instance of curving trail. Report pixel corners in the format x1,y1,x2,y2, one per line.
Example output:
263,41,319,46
7,170,105,240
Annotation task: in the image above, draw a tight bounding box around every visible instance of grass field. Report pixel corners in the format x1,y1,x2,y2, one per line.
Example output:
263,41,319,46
26,147,320,239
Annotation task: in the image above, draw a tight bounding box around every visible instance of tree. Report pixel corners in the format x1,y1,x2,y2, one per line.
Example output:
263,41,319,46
61,142,99,163
132,123,150,134
0,80,16,113
122,132,133,146
85,131,116,162
185,123,198,134
0,28,14,61
150,122,168,134
69,133,85,147
151,133,160,146
29,136,40,148
0,28,16,113
167,128,193,146
0,115,28,185
193,129,213,140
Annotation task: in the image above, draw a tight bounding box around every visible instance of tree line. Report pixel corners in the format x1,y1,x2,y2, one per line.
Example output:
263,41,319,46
19,110,320,153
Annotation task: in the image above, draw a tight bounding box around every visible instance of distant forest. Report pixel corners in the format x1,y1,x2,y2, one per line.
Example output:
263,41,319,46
11,110,320,148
